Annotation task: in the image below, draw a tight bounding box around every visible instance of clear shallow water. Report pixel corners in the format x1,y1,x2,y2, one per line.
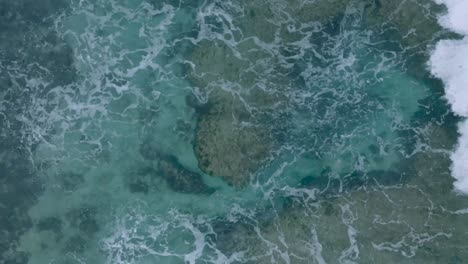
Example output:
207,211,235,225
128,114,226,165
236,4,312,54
1,0,468,263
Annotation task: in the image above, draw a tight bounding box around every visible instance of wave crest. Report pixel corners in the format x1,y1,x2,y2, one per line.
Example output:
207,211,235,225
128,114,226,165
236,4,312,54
430,0,468,193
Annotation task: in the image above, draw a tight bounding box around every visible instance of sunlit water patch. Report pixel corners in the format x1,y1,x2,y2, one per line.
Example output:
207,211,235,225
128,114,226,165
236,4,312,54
1,0,468,263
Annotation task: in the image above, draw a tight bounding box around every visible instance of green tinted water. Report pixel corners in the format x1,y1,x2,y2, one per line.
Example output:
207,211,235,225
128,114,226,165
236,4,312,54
1,0,468,263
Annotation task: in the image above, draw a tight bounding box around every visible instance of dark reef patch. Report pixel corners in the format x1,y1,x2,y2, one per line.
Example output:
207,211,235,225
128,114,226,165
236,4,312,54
36,216,62,234
61,172,85,192
300,168,405,196
0,1,75,258
65,206,100,236
185,93,212,115
137,143,214,194
126,167,161,194
139,140,162,161
128,179,150,194
0,145,39,263
64,234,87,253
157,154,215,194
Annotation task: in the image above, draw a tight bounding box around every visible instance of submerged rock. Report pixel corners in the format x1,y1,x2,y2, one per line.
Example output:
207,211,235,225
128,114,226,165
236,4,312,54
36,217,62,234
138,142,214,194
128,178,150,194
365,0,444,48
189,39,282,187
195,116,272,187
126,167,162,194
189,0,405,188
213,178,468,263
189,0,444,190
60,172,84,192
157,154,215,194
228,0,350,43
190,40,251,87
64,235,87,253
65,206,99,237
211,123,468,263
193,88,274,187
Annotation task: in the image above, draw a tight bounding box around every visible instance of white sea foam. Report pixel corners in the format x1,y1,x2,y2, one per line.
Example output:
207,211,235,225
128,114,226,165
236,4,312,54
430,0,468,193
435,0,468,35
452,120,468,193
430,38,468,116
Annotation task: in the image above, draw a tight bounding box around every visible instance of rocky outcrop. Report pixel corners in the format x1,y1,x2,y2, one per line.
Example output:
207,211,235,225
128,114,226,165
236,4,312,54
365,0,444,48
229,0,350,43
194,92,273,187
189,39,280,187
138,143,214,194
157,154,215,194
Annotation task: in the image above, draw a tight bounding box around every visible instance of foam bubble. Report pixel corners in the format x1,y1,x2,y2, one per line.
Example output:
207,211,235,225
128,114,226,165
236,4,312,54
430,0,468,194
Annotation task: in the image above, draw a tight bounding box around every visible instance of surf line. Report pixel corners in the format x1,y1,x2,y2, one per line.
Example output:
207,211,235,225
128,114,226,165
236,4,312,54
429,0,468,193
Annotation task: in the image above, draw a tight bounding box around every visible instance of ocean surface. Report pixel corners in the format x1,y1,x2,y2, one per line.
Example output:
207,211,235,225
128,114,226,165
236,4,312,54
1,0,468,263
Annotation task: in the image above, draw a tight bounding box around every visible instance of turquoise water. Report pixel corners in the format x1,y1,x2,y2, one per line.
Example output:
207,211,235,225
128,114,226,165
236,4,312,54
1,0,468,263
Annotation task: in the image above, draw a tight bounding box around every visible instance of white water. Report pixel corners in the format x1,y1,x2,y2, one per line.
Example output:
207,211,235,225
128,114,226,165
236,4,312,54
430,0,468,193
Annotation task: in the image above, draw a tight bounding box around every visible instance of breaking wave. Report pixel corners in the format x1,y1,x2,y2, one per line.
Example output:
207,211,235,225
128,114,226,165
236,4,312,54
430,0,468,193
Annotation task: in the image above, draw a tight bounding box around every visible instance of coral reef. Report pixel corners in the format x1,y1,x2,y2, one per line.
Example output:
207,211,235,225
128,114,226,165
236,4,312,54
189,40,282,187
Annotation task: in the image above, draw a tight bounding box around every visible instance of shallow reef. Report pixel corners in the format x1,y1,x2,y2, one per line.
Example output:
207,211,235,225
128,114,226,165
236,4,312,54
189,39,284,187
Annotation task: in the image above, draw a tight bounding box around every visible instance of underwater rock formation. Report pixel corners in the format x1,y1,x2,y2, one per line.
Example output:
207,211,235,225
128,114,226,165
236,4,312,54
189,39,282,187
60,172,85,192
139,143,214,194
64,235,87,253
189,0,444,188
189,40,251,87
36,216,62,234
157,154,215,194
365,0,444,48
194,101,273,187
65,206,100,237
214,170,468,263
126,167,162,194
211,122,468,263
228,0,349,43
